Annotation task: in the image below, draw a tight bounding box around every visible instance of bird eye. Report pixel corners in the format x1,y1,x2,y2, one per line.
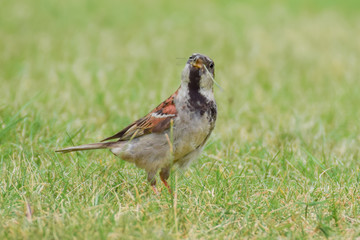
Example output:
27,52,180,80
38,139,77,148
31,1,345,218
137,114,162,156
209,62,214,69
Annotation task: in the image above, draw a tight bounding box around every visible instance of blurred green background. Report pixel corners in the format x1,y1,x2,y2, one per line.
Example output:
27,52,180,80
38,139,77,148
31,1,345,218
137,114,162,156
1,0,360,239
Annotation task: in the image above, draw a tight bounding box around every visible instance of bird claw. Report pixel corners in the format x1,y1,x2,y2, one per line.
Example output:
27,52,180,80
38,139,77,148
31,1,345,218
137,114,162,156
151,185,159,195
151,180,172,195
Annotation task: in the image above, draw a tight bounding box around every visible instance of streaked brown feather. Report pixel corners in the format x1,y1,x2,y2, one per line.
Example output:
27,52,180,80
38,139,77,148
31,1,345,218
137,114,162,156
101,89,179,142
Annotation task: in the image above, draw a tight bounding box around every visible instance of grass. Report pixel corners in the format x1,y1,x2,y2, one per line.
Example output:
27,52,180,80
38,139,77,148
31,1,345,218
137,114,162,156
1,0,360,238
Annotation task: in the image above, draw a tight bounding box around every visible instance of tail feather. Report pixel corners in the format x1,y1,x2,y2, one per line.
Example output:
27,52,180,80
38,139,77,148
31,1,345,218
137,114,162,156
55,142,115,153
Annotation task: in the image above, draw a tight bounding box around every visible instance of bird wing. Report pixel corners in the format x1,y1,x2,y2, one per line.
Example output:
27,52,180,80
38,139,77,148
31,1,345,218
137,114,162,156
101,89,179,142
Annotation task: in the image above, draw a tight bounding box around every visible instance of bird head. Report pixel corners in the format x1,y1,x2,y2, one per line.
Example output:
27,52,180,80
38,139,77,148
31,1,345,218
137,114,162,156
181,53,215,92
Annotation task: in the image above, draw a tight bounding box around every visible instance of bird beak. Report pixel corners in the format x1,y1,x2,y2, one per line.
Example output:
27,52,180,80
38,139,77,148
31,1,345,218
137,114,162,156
191,58,203,69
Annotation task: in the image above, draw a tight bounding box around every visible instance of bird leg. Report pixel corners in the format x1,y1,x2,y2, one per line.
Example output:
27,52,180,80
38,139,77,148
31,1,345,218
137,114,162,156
148,172,159,195
151,184,159,195
160,168,172,194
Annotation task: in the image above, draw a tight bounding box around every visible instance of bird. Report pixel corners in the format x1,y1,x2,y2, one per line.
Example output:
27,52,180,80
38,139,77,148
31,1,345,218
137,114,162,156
56,53,217,194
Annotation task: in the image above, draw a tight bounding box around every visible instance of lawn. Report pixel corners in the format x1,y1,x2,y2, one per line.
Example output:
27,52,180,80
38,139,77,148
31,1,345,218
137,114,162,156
1,0,360,239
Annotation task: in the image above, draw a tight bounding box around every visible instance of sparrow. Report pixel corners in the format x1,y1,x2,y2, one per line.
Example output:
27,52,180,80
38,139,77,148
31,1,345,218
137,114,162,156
56,53,217,194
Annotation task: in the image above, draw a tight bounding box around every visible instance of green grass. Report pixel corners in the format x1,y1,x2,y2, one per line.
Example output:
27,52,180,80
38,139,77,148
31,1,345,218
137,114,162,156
1,0,360,239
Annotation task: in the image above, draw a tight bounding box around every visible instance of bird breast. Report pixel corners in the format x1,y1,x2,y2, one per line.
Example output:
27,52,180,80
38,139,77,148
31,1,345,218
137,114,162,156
172,91,217,160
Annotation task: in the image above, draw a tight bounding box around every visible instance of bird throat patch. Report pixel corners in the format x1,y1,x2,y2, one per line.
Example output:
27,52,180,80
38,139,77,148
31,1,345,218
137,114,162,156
187,67,217,122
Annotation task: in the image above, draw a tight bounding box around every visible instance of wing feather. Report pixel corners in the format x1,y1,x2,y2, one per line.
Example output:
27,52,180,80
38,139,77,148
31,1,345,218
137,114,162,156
101,89,178,142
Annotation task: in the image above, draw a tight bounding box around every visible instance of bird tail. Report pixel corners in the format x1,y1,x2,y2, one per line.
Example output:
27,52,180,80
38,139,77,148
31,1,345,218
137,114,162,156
55,142,117,153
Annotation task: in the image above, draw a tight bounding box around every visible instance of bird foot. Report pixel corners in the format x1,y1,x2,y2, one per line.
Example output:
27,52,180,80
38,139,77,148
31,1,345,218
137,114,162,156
161,178,172,194
151,185,159,195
